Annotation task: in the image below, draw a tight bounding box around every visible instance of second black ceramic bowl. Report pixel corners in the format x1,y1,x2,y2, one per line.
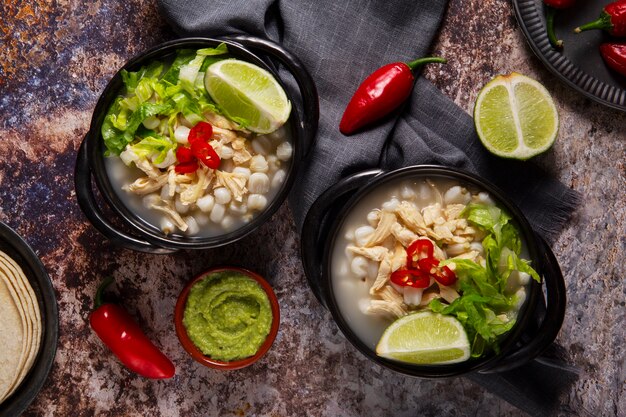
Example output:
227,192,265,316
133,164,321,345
75,36,318,253
301,165,566,377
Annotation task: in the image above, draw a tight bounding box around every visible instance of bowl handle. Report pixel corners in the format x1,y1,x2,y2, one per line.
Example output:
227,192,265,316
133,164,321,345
221,34,319,158
74,138,177,254
301,169,384,308
481,236,567,373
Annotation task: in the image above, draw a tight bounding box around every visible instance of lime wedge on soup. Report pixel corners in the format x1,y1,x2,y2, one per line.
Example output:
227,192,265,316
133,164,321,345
376,311,470,365
204,59,291,134
473,72,558,160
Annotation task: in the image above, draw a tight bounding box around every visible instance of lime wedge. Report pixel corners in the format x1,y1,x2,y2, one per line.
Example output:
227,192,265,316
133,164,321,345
204,59,291,134
473,72,559,160
376,311,470,365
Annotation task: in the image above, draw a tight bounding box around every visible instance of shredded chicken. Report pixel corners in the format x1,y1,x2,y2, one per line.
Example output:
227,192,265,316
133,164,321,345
390,243,407,272
134,158,162,179
395,201,427,232
204,111,248,133
444,203,465,220
167,166,177,198
452,250,480,262
347,245,389,262
180,166,212,205
370,255,392,294
379,285,404,305
215,170,248,202
390,222,418,248
149,202,188,231
364,211,396,247
422,203,442,227
233,147,252,165
123,175,168,195
419,288,441,307
439,285,461,304
211,126,238,143
366,300,407,319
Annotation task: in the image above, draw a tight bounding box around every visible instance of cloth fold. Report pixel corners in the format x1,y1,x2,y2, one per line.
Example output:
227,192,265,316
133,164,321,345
159,0,580,415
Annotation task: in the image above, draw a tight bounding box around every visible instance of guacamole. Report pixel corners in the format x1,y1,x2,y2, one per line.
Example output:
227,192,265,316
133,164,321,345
183,271,273,362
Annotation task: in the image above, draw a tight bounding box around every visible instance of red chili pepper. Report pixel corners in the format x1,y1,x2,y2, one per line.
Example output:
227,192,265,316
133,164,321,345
575,0,626,36
406,238,434,269
600,43,626,76
176,146,195,164
191,141,220,169
175,160,199,174
390,269,431,288
543,0,576,49
89,277,175,379
433,265,457,287
188,121,213,145
417,257,440,275
339,56,446,135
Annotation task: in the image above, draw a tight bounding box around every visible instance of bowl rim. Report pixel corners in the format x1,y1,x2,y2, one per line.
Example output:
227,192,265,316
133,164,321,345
319,165,542,377
174,266,280,370
85,37,302,250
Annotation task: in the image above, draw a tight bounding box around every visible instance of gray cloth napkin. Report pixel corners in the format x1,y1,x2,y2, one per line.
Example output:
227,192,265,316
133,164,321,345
159,1,580,415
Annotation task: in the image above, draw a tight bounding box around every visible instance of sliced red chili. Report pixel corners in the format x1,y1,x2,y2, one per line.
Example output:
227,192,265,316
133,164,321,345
417,257,440,275
188,121,213,145
175,161,199,174
390,269,430,288
406,238,434,268
434,265,457,286
191,141,220,170
176,146,195,164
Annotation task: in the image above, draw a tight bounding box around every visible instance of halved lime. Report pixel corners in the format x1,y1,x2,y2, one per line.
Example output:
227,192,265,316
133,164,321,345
473,72,559,160
204,59,291,134
376,311,470,365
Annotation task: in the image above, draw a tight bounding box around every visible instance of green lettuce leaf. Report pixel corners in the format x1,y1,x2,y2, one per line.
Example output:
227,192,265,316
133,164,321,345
127,133,176,164
427,203,540,356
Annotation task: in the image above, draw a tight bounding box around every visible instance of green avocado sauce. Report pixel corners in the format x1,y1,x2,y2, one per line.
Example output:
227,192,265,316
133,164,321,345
183,271,273,362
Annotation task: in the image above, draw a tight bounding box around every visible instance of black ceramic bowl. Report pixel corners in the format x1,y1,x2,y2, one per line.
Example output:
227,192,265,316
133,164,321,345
75,36,318,253
0,222,58,416
301,165,566,377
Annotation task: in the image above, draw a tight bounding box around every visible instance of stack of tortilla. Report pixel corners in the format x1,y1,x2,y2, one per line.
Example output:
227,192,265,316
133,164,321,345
0,250,42,404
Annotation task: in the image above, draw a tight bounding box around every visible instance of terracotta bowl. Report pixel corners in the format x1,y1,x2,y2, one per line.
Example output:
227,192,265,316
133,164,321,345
174,267,280,370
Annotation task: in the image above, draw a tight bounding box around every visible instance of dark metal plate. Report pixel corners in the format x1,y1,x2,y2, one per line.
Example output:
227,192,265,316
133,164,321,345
513,0,626,111
0,222,58,417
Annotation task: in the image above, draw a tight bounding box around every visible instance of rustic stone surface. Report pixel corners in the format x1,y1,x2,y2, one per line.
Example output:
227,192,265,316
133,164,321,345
0,0,623,416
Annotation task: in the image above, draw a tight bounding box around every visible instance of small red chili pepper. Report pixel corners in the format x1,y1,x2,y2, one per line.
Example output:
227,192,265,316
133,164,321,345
406,238,434,269
188,121,213,145
339,56,446,135
175,160,199,174
417,257,440,275
89,277,175,379
390,269,431,288
543,0,576,49
575,0,626,37
600,43,626,77
176,146,195,164
191,141,220,169
433,265,457,287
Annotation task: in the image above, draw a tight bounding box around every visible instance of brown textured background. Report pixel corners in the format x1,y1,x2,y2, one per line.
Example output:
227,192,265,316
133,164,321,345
0,0,624,416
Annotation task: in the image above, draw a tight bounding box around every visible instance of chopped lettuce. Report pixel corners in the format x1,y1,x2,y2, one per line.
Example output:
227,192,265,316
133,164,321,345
430,203,540,357
102,44,230,156
127,133,176,165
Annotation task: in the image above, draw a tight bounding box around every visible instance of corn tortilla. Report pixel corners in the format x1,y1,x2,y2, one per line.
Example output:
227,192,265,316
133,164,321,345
0,250,42,404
